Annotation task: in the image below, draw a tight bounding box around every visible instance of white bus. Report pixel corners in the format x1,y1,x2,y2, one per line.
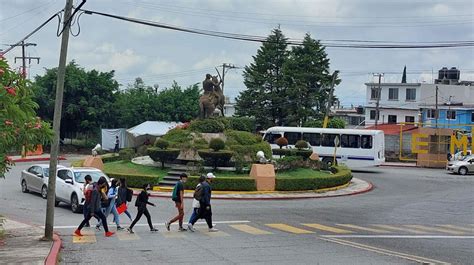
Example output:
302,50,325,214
263,126,385,168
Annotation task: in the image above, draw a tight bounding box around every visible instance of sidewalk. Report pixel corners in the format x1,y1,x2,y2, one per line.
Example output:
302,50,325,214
0,218,61,265
8,154,67,163
381,162,417,167
143,177,373,200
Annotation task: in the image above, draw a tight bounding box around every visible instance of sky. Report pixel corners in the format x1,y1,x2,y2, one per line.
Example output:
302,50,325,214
1,0,473,107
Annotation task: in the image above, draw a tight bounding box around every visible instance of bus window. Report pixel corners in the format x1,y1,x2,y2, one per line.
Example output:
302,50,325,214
321,134,339,147
264,133,282,144
341,134,360,148
284,132,302,145
303,133,321,146
361,135,373,149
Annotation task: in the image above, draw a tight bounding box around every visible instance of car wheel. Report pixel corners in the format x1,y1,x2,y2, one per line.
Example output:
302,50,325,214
322,157,337,168
41,185,48,199
71,193,80,213
54,199,60,207
459,167,468,176
21,180,29,193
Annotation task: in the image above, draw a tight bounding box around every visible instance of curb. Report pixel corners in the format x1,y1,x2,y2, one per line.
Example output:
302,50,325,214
137,179,374,200
380,163,417,168
45,233,62,265
10,156,67,163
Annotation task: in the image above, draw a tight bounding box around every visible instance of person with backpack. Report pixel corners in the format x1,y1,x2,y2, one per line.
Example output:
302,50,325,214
165,173,188,232
116,178,133,221
127,184,158,234
75,177,114,237
97,179,123,231
82,175,93,227
187,175,206,232
188,173,218,232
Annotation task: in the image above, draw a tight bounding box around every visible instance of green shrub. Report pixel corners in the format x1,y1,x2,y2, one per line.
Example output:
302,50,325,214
136,145,149,156
161,128,193,148
209,138,225,151
192,138,208,150
275,156,304,170
228,117,255,132
276,166,352,191
275,137,288,148
147,147,180,169
303,119,323,128
230,141,271,162
303,118,346,129
189,119,226,133
119,148,136,161
225,130,259,146
104,172,160,188
154,139,170,149
295,140,309,149
295,150,313,160
198,150,234,169
184,176,256,191
102,154,121,163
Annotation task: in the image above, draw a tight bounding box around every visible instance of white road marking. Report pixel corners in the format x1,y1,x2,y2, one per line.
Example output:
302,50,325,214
47,220,250,229
321,235,474,239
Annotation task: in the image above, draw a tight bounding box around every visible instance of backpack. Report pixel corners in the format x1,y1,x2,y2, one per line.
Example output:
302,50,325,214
126,188,133,202
193,184,203,201
171,182,179,202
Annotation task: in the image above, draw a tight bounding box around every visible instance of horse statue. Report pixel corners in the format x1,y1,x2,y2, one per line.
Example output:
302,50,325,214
199,75,225,119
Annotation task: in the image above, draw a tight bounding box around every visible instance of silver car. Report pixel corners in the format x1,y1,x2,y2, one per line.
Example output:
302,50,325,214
446,155,474,175
20,164,65,199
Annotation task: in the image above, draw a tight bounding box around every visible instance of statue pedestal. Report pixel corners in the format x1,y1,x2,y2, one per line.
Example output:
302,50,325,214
82,156,104,170
249,164,275,191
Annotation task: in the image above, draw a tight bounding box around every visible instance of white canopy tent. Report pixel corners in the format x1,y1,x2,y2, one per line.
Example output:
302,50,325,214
101,128,128,151
126,121,180,147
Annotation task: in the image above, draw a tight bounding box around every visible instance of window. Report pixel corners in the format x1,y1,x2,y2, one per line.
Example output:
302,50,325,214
388,115,397,124
341,134,360,148
370,110,377,120
446,110,456,120
284,132,301,145
388,88,398,100
302,133,321,146
370,88,379,100
264,133,282,144
471,112,474,122
405,116,415,123
361,135,373,149
427,109,437,119
57,170,72,181
321,134,340,147
28,166,41,176
406,88,416,101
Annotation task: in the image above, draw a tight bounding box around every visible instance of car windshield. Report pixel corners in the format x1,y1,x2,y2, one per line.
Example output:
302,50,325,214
462,156,473,162
74,171,107,183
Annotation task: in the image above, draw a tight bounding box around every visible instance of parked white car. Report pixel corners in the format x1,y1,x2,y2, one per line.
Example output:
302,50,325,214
446,155,474,175
20,164,65,199
55,167,111,213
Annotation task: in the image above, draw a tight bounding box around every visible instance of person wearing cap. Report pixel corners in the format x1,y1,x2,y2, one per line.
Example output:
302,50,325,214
189,172,218,232
165,173,188,232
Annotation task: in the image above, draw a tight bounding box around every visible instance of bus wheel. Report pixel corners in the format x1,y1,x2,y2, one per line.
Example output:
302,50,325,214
322,157,337,168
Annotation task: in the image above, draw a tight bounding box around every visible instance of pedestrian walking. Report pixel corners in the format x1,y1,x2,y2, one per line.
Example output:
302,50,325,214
116,178,133,221
128,184,158,233
188,173,218,232
114,136,120,153
165,173,188,231
97,179,123,230
75,177,114,237
82,175,99,227
186,175,205,232
95,177,110,231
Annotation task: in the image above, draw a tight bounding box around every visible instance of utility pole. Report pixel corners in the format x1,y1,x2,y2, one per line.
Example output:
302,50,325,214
9,42,38,77
373,73,384,129
44,0,73,241
219,63,237,95
435,85,438,129
323,70,339,128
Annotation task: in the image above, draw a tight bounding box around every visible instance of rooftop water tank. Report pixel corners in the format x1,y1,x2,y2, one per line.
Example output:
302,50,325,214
438,67,448,80
447,67,460,80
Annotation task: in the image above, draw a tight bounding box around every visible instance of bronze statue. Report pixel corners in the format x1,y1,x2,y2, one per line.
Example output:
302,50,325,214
199,74,225,118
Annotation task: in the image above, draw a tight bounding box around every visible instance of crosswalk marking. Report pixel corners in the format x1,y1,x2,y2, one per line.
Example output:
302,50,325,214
437,224,474,233
336,224,391,234
265,224,314,234
230,224,273,235
302,223,352,234
405,225,465,235
116,230,140,241
201,230,230,237
73,230,96,243
371,224,427,234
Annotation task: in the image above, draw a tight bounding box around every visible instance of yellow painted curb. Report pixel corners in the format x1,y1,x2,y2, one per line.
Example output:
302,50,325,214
150,181,351,195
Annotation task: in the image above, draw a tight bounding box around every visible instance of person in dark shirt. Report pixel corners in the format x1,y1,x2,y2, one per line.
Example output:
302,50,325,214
165,173,188,232
116,178,132,221
127,184,158,234
188,172,218,232
114,136,119,153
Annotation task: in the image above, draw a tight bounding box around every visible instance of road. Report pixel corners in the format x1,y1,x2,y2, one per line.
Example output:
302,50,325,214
1,160,473,264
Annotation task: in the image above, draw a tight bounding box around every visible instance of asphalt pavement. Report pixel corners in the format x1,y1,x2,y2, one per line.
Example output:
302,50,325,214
1,159,473,264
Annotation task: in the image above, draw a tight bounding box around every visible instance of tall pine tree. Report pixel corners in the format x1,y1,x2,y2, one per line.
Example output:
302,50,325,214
236,28,289,128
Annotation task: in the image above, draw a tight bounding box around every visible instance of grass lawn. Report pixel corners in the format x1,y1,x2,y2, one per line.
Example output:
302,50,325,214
103,161,168,176
276,168,331,178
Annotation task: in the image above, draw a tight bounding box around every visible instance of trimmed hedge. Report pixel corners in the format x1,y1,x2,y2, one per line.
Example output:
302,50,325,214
276,166,352,191
148,147,180,168
184,176,256,191
230,141,271,162
272,149,312,159
198,150,234,169
225,130,260,146
119,148,136,161
161,128,193,149
104,172,160,188
189,119,226,133
102,154,121,163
